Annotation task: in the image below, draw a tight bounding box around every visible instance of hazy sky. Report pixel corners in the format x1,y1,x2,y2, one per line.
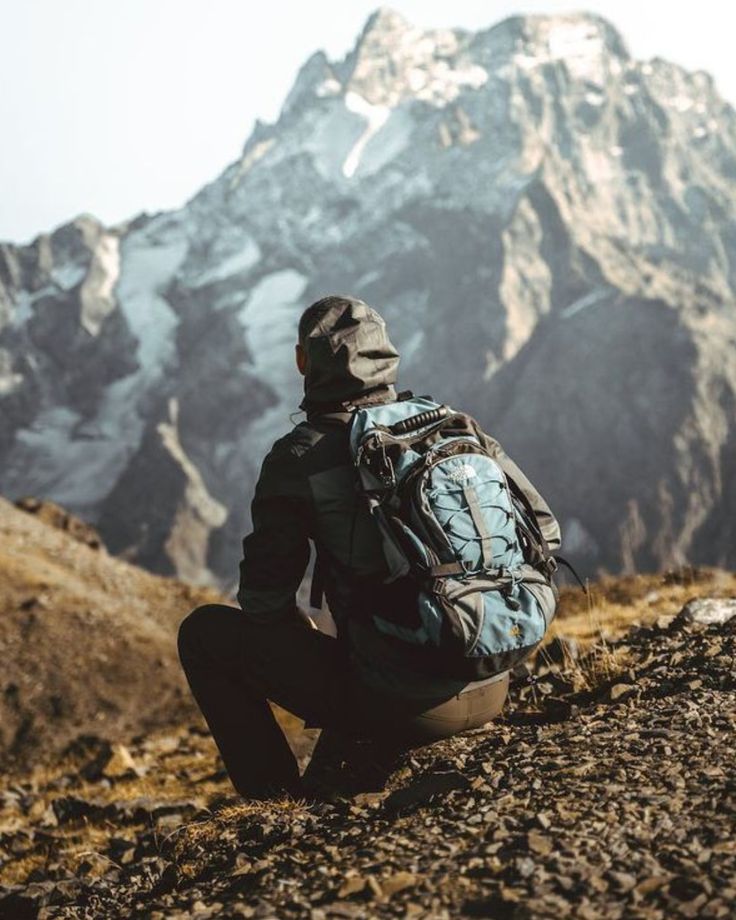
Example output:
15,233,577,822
1,0,733,243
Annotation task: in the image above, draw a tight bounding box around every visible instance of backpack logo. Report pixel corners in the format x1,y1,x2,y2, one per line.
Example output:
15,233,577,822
447,464,478,483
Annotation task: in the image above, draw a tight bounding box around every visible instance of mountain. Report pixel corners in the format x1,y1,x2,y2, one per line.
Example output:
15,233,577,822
1,8,735,586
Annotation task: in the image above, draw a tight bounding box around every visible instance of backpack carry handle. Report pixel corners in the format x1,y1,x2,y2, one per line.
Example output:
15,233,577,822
388,405,448,435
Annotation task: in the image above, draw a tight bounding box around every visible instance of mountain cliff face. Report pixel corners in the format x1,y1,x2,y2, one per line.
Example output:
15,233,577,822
1,8,735,586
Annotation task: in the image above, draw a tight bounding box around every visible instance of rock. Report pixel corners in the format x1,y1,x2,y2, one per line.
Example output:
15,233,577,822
609,871,637,892
635,875,671,895
102,796,201,824
71,738,142,781
0,887,47,919
39,804,58,828
366,876,384,900
542,636,580,665
678,598,736,627
527,830,554,856
609,683,634,701
107,837,136,860
51,796,104,824
380,872,419,897
337,876,366,898
384,771,471,812
102,743,140,779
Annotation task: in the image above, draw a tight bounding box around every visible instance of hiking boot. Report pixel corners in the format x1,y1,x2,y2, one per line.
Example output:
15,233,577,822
301,729,407,802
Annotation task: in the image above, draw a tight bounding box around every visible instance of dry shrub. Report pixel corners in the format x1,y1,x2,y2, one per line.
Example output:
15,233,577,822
527,585,631,702
557,638,629,694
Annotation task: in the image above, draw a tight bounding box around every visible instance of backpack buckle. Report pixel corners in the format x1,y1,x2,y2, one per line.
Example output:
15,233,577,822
369,440,395,489
377,448,395,488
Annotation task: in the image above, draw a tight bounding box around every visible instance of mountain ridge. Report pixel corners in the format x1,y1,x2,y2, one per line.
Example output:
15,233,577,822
1,8,735,585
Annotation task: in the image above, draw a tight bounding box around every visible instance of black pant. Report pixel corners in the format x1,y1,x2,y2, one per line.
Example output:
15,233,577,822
178,604,354,797
178,604,508,797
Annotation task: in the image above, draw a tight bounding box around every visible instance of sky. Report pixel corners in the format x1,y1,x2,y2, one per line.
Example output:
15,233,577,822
1,0,734,244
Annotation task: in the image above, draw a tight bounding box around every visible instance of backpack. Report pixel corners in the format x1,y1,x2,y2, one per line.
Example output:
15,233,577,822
348,395,558,680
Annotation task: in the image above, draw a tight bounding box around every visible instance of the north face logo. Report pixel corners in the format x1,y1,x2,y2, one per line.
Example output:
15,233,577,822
447,464,478,483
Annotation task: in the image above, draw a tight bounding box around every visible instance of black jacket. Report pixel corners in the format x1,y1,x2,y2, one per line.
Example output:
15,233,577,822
237,298,561,695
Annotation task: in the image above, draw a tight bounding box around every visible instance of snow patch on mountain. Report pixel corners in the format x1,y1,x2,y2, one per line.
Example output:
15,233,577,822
342,92,391,178
9,291,36,327
3,406,92,507
358,105,415,177
116,229,187,375
238,270,308,459
316,77,342,98
192,239,260,287
2,371,149,514
50,263,86,292
307,101,366,180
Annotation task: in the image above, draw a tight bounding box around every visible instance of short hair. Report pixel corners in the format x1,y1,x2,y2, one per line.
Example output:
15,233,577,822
298,296,357,346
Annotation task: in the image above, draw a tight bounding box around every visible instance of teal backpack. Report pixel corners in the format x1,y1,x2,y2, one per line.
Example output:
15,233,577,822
348,396,558,679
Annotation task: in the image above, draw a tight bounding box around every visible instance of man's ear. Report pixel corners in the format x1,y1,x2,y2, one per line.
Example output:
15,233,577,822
295,343,307,376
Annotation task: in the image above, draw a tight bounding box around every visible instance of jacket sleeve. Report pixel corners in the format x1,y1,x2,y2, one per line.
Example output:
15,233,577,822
476,428,562,552
237,439,312,623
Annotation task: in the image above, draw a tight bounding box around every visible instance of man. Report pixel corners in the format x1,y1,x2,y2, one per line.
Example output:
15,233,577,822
178,295,560,800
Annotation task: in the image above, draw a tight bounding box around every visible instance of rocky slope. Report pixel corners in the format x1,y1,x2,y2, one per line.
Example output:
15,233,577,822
2,9,736,585
1,597,733,918
0,496,223,770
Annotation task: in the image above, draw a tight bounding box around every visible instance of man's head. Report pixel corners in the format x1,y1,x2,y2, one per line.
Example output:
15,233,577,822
295,296,341,376
296,295,399,411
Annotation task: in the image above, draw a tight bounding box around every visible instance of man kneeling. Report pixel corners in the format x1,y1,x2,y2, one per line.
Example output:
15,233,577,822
179,296,560,800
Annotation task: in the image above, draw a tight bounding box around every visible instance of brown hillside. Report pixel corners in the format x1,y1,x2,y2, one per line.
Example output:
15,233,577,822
0,496,224,769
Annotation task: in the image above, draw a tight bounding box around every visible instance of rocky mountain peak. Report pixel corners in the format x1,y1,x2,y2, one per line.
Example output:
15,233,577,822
269,8,635,164
280,50,336,118
502,12,631,66
358,6,412,44
280,8,417,119
343,11,474,109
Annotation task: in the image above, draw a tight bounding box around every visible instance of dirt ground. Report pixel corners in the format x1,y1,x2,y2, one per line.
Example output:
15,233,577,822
1,496,735,917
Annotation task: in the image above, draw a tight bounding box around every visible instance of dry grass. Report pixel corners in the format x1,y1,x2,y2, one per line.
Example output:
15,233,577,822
524,565,736,698
170,797,309,880
567,643,630,694
550,565,736,647
0,711,316,887
537,633,630,695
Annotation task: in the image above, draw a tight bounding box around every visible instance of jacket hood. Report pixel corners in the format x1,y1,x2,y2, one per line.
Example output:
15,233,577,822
300,297,400,413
